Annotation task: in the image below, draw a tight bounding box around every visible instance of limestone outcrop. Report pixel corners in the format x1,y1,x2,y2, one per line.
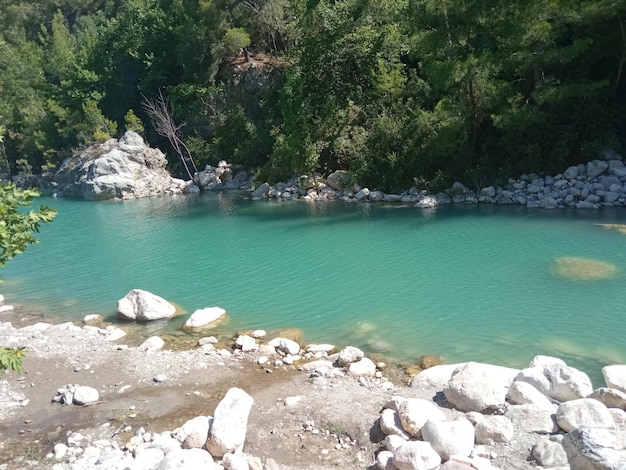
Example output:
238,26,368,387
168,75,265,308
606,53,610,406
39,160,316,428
54,131,189,200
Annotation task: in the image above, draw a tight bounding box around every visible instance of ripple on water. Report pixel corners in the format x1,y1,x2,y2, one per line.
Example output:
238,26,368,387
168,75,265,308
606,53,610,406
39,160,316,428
3,195,626,386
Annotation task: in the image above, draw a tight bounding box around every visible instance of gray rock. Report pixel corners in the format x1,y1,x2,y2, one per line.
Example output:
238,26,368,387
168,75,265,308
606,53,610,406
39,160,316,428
556,398,615,433
348,357,376,377
421,418,475,461
505,404,558,434
179,416,211,449
587,160,609,178
369,190,384,201
602,365,626,393
337,346,364,366
587,388,626,410
73,386,99,405
410,364,466,392
206,387,254,457
117,289,176,321
444,362,520,412
393,441,441,470
252,182,271,199
55,131,173,201
355,188,370,200
474,415,514,444
140,336,165,351
397,398,446,438
379,409,410,440
508,380,554,410
532,440,568,468
326,170,353,190
415,196,438,208
562,427,626,470
376,450,396,470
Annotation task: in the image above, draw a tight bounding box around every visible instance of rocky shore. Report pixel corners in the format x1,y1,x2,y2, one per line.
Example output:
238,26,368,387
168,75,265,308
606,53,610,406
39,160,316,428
35,130,626,212
1,291,625,470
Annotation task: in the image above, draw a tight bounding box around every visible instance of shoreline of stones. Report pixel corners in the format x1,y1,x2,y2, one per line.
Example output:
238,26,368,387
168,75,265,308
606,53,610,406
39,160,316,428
191,152,626,211
2,288,626,469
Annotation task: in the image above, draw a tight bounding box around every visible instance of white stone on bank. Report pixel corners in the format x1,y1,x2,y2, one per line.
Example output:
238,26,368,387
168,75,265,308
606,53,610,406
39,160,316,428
184,307,226,329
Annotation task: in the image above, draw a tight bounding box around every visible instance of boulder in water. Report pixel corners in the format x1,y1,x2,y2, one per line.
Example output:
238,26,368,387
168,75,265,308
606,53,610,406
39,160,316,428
552,256,619,281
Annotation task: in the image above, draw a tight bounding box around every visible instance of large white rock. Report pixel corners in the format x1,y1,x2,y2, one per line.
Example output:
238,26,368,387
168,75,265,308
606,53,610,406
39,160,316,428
140,336,165,351
379,409,410,440
348,357,376,377
556,398,615,433
602,365,626,393
543,363,594,402
421,418,475,461
268,337,300,355
443,362,520,412
410,364,465,391
376,450,396,470
508,380,555,410
504,404,558,434
337,346,364,366
562,427,626,470
474,415,514,444
117,289,176,321
206,387,254,457
55,131,174,201
73,386,99,405
397,398,446,438
184,307,226,329
515,367,551,396
156,448,216,470
178,416,211,449
393,441,441,470
518,363,593,402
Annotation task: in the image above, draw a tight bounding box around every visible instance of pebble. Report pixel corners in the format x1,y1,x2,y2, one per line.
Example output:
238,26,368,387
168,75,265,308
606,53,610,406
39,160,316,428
153,374,167,383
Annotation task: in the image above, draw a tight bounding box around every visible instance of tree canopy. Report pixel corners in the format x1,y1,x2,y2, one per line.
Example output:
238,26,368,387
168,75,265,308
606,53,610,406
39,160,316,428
0,0,624,190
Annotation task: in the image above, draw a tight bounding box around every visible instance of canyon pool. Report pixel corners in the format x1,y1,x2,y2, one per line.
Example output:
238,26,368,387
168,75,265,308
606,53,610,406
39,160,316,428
3,191,625,385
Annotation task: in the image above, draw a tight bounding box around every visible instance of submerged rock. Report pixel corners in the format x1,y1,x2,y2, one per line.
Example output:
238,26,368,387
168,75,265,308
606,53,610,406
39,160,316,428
552,256,619,281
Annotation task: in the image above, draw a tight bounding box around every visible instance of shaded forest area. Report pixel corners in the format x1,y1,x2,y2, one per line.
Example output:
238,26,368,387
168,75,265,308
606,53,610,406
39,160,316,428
1,0,625,191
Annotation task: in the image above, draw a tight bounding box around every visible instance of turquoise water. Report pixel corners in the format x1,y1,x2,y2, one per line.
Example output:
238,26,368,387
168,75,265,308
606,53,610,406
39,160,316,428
2,192,626,385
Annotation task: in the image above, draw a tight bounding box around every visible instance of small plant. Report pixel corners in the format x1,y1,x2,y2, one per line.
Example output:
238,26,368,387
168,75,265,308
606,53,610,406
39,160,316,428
0,347,26,374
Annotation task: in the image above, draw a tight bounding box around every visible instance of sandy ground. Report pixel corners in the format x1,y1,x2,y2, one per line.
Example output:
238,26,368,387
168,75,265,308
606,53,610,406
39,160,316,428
0,308,548,470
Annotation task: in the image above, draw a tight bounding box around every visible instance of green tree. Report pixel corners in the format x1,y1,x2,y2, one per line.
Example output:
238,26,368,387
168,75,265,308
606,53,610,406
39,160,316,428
0,182,56,269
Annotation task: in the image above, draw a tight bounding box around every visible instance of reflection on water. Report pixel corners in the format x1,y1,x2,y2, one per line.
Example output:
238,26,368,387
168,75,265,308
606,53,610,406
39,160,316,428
3,192,626,386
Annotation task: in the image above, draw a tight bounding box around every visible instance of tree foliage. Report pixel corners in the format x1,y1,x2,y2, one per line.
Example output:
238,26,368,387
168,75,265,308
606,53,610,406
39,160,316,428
0,182,56,268
0,0,623,188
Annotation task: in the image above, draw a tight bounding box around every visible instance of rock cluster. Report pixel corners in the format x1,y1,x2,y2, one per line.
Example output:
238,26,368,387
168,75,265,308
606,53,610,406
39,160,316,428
249,151,626,210
194,161,254,191
46,387,264,470
377,356,626,470
54,131,194,200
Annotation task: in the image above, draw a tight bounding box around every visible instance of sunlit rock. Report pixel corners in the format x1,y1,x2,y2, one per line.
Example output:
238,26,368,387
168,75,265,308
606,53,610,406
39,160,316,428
551,256,619,281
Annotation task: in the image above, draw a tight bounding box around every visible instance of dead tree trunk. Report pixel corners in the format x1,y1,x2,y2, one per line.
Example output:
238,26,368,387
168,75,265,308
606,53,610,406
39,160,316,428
141,91,200,183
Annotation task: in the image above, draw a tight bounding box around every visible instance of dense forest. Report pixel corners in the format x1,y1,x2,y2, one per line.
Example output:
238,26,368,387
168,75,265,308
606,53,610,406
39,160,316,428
0,0,625,191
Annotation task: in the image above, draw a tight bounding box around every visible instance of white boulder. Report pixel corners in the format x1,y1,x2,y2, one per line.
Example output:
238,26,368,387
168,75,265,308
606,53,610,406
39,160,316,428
184,307,226,329
505,404,558,434
156,448,216,470
206,387,254,457
507,380,554,410
474,415,514,444
421,418,475,461
602,365,626,393
379,409,410,440
397,398,446,438
410,364,465,391
72,386,99,405
117,289,176,321
443,362,520,412
348,357,376,377
393,441,441,470
337,346,364,366
556,398,615,432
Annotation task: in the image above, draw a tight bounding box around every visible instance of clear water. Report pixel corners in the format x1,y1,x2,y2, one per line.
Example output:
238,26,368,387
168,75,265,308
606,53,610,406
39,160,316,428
3,192,626,386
